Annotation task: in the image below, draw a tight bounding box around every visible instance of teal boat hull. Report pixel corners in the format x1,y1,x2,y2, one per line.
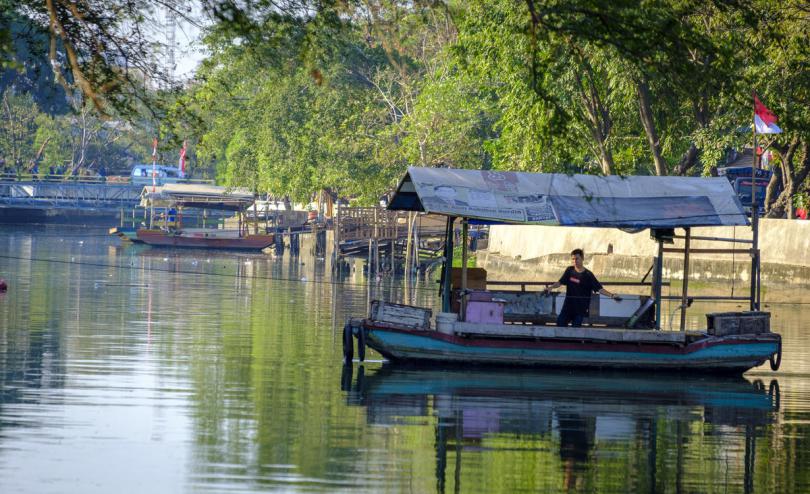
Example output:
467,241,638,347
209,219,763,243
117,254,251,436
356,322,780,373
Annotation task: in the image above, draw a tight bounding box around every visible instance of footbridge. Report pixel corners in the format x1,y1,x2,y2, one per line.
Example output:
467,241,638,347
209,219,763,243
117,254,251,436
0,178,143,210
0,177,148,224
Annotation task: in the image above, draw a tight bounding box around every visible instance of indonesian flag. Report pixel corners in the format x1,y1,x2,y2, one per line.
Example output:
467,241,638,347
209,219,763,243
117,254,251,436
754,94,782,134
178,140,187,178
151,137,158,157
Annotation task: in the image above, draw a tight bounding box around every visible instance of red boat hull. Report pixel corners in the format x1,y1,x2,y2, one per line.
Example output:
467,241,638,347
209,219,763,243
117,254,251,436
136,229,274,251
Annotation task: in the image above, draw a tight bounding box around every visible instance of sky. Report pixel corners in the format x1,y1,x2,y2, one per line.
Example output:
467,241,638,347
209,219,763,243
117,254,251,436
153,3,209,80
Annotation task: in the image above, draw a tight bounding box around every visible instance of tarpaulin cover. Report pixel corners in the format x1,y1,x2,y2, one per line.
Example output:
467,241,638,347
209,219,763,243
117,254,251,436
388,167,748,228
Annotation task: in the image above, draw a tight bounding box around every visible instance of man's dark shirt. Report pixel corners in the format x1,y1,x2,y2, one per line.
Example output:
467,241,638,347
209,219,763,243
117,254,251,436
559,266,603,316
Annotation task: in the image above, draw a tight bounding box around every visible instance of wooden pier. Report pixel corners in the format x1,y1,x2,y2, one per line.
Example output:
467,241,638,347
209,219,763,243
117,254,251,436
333,206,451,274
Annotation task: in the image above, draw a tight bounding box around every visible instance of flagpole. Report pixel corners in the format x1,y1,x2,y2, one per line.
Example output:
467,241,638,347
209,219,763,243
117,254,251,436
150,137,157,229
750,103,759,311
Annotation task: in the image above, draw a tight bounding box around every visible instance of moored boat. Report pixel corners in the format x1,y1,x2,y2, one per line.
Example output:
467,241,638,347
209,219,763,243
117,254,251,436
109,226,143,243
136,228,274,250
135,183,274,251
344,167,782,374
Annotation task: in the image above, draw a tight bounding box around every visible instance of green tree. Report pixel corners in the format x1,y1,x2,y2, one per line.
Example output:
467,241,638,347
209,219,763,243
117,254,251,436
0,88,40,171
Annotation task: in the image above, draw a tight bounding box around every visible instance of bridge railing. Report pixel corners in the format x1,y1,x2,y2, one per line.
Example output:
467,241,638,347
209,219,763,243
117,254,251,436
0,173,109,183
0,173,215,185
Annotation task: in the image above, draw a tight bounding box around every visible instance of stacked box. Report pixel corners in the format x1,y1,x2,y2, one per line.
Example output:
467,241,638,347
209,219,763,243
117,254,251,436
706,312,770,336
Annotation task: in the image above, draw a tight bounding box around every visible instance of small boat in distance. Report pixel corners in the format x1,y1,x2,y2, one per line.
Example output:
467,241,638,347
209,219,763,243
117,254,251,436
136,184,274,251
109,226,143,243
344,167,781,374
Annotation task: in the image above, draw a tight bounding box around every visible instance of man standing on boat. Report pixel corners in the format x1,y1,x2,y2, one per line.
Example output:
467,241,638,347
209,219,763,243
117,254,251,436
544,249,621,327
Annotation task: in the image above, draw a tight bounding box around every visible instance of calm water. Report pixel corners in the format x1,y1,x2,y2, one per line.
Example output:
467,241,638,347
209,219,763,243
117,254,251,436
1,226,809,493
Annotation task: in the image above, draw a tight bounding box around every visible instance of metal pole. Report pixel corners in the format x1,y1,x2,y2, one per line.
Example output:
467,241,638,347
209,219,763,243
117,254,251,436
461,218,469,322
442,216,455,314
680,228,691,332
751,120,760,311
654,239,664,330
461,219,469,291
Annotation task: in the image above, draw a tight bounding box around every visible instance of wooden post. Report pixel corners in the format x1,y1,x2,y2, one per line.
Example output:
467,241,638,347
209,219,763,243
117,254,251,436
680,228,691,331
367,238,373,277
333,203,341,266
373,207,379,240
253,195,259,234
405,211,413,276
374,239,380,276
413,215,420,274
390,240,395,274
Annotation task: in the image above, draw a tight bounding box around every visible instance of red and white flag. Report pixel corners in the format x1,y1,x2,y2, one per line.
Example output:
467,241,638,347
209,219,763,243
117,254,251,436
178,140,187,178
151,137,158,157
754,94,782,134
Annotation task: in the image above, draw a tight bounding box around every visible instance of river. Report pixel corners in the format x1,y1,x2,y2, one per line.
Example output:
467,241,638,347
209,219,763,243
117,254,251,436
0,226,808,493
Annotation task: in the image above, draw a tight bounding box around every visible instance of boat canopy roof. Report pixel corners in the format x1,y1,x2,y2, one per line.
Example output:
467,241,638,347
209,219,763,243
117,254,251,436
388,167,749,228
140,184,255,210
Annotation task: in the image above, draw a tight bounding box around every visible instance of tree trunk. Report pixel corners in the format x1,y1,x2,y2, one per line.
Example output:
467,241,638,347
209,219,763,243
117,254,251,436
573,58,614,175
764,164,782,213
595,141,615,175
675,144,699,176
766,138,807,219
636,79,667,176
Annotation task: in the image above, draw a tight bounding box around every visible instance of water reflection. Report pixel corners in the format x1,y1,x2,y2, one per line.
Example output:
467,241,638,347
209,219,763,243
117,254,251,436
344,365,779,493
2,227,809,493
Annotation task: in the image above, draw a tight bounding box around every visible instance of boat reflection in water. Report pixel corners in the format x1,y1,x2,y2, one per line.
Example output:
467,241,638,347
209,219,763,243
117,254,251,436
342,365,779,493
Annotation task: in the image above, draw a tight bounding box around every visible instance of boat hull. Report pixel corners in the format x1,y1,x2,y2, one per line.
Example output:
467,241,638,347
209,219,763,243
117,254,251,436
109,226,143,243
357,322,780,373
136,229,274,251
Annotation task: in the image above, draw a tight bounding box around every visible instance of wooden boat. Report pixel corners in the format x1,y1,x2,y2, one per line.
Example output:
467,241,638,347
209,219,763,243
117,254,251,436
136,228,274,250
344,167,782,374
109,226,143,243
135,184,274,251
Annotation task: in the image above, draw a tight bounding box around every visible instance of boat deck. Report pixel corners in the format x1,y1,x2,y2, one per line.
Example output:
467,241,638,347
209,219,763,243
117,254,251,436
452,321,698,344
176,228,244,238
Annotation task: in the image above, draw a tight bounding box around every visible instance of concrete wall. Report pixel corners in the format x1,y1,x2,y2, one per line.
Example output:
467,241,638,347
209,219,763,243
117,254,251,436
480,218,810,293
486,219,810,265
